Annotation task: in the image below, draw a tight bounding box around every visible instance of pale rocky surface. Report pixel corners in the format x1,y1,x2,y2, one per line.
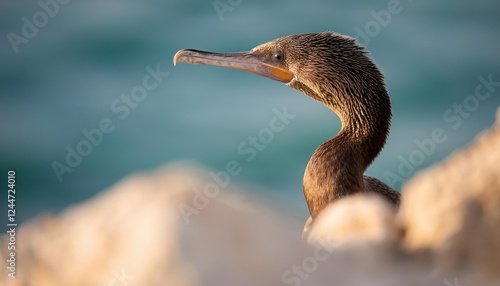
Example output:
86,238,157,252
307,194,401,247
399,108,500,275
1,164,424,286
1,109,500,285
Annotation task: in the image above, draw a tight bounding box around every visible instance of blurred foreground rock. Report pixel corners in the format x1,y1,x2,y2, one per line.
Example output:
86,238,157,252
1,164,425,286
399,108,500,274
1,110,500,285
307,194,401,247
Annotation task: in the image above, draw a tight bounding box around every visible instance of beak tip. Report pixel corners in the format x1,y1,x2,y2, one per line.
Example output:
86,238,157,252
173,50,184,66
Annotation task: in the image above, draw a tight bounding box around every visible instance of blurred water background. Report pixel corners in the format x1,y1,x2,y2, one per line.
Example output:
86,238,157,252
1,0,499,231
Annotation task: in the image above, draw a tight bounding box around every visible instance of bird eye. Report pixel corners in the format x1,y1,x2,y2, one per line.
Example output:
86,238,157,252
272,51,284,63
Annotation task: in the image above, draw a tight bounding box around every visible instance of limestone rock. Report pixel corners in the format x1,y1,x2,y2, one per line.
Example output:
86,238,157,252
307,194,400,247
399,113,500,274
0,163,456,286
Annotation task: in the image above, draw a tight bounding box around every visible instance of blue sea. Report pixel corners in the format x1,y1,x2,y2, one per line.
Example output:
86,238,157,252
1,0,499,230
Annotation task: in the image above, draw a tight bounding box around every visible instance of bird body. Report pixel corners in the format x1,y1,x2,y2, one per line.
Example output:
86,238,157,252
174,32,401,233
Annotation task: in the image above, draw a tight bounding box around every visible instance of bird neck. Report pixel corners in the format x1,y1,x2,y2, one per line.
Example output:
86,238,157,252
301,86,392,219
333,89,391,168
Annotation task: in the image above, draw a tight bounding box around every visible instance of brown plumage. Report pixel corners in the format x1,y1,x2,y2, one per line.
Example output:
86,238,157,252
174,32,401,234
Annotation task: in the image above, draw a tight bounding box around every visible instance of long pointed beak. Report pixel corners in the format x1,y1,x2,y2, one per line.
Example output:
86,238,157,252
173,49,294,83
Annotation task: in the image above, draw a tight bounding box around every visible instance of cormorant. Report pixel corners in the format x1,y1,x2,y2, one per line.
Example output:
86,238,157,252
174,32,401,234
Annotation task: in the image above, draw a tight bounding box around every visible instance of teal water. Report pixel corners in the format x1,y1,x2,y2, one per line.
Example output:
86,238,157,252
1,0,500,229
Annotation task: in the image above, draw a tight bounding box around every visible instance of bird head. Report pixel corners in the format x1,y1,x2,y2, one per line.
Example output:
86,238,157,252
174,32,386,113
